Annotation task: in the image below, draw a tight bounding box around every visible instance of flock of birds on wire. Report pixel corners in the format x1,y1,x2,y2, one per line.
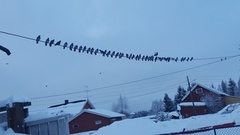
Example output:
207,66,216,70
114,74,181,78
36,35,194,62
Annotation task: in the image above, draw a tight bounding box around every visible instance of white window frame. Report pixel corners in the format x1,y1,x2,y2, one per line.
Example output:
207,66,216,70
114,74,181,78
195,88,203,94
72,124,79,129
95,120,102,125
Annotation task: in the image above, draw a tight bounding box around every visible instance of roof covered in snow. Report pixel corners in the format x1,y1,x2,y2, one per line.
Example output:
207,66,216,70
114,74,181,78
84,109,125,118
179,102,206,107
182,83,229,101
26,99,94,122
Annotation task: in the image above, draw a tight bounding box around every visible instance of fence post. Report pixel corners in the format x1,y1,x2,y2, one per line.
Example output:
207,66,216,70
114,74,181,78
213,128,217,135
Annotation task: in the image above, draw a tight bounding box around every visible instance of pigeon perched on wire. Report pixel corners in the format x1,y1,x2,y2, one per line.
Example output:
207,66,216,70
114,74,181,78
55,40,61,46
73,45,78,51
36,35,41,44
69,43,74,51
49,39,54,47
63,42,68,49
0,45,11,56
45,38,50,46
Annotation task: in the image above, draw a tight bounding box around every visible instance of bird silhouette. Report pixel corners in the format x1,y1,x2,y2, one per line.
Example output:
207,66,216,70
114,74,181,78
73,45,78,51
0,45,11,56
55,40,61,46
154,52,158,56
111,51,115,57
63,42,68,49
45,38,50,46
141,55,145,61
119,53,124,59
49,39,54,47
115,52,119,58
106,51,111,57
82,46,87,52
175,57,178,62
36,35,41,44
90,48,94,54
102,50,107,56
86,47,91,54
190,57,194,61
69,43,74,51
94,49,99,55
126,54,129,59
78,46,83,52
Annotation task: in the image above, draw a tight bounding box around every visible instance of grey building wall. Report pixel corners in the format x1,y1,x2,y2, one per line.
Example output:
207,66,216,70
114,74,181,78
26,115,70,135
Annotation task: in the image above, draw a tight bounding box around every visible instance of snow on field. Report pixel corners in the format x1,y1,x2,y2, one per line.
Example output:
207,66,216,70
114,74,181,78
90,103,240,135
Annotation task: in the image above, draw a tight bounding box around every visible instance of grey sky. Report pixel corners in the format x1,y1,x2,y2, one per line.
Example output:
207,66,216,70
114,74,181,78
1,0,240,112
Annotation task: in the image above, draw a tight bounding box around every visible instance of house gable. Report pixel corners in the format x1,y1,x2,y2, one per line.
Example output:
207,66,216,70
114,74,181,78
69,110,123,134
182,84,227,102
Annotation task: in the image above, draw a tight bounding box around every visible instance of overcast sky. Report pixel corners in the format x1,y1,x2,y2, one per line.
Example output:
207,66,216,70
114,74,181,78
1,0,240,112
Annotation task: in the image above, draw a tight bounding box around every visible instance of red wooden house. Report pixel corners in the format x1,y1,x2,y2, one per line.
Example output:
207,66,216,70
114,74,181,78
69,109,124,134
179,84,228,118
48,99,124,134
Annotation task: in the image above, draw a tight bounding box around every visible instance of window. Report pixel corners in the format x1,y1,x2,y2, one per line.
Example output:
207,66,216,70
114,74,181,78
73,124,79,129
111,118,116,122
95,120,102,125
195,88,203,94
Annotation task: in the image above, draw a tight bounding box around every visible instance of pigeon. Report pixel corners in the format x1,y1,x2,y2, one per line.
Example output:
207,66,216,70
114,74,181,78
36,35,41,44
154,52,158,56
82,46,87,52
73,45,78,51
69,43,74,51
63,42,68,49
49,39,55,47
55,40,61,46
45,38,50,46
94,49,99,55
78,46,83,52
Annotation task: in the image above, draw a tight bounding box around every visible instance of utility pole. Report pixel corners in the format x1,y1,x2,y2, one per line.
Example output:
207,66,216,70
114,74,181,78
187,76,196,116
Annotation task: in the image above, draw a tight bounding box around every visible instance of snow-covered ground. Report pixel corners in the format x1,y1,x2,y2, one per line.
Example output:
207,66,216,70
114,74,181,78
74,103,240,135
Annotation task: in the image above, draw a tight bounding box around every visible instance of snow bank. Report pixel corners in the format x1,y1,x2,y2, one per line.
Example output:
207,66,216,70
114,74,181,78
93,103,240,135
0,128,27,135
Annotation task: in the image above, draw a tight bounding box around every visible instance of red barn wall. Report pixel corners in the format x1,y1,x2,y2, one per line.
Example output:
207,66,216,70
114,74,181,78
180,106,207,118
69,112,122,134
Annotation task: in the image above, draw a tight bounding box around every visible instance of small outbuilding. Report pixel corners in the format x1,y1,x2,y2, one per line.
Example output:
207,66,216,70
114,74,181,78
69,109,125,134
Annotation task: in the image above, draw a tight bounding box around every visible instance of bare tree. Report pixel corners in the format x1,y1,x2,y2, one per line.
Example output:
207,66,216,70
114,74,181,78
201,93,224,113
111,95,130,116
151,99,165,114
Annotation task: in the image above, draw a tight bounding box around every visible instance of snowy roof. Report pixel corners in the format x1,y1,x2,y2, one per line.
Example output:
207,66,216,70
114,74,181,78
182,83,229,101
84,109,125,118
179,102,206,107
0,95,30,108
26,100,94,122
41,99,95,116
25,109,69,122
48,101,88,115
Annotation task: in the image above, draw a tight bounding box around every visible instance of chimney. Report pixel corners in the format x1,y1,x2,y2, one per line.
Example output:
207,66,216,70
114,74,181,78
64,100,69,105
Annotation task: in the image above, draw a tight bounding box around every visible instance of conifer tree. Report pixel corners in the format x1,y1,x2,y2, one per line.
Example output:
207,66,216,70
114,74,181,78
174,86,186,108
163,93,175,112
228,78,237,96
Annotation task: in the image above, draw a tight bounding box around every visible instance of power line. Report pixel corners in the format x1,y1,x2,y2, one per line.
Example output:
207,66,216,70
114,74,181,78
31,54,240,100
